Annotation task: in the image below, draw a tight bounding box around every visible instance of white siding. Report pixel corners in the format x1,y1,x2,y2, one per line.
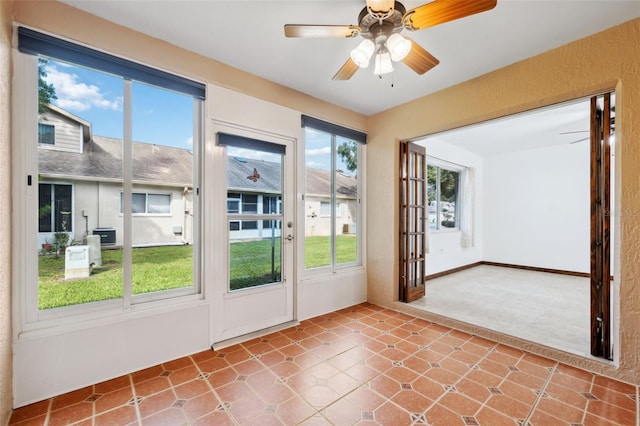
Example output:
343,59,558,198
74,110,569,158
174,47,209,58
39,109,83,153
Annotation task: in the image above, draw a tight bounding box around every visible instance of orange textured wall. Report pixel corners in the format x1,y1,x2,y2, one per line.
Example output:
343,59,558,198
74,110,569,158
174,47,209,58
366,18,640,383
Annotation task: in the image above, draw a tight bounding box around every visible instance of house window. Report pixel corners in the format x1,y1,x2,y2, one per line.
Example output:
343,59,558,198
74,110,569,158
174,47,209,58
263,195,281,229
227,193,264,231
227,193,240,214
120,192,171,215
320,201,340,217
242,194,258,214
19,27,204,317
38,123,54,145
302,115,365,270
427,164,460,230
38,183,72,233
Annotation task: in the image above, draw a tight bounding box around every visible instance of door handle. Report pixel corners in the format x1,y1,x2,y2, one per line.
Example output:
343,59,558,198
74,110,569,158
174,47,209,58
285,234,294,241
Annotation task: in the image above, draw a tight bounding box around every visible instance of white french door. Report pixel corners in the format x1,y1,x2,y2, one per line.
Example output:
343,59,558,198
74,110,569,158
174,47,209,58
211,123,295,344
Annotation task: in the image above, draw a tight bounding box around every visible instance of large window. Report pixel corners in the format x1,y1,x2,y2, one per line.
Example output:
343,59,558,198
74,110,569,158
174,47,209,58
19,27,204,315
302,116,365,270
427,164,460,230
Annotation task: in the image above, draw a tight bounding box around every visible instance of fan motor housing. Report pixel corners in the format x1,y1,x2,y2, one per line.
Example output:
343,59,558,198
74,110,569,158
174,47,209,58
358,1,407,41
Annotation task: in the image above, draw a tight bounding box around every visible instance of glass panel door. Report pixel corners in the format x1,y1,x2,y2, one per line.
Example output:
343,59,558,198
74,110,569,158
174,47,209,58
227,147,283,290
212,126,294,344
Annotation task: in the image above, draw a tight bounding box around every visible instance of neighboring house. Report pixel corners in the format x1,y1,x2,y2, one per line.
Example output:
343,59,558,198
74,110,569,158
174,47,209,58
38,104,194,248
38,105,357,247
304,168,358,237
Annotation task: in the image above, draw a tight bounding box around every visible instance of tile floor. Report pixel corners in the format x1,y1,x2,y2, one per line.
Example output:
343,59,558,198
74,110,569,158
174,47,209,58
410,265,590,356
10,303,639,425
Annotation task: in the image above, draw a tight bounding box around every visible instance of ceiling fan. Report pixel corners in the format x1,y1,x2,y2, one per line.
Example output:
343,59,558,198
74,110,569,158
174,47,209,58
284,0,497,80
562,106,615,144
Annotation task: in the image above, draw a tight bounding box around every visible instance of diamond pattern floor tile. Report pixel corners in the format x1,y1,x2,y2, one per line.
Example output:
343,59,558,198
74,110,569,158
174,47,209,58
8,302,639,425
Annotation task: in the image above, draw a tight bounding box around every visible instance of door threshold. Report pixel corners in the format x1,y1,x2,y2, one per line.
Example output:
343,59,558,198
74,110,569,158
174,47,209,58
211,320,300,351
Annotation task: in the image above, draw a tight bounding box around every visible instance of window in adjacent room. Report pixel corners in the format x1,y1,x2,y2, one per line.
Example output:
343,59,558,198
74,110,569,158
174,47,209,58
427,163,461,230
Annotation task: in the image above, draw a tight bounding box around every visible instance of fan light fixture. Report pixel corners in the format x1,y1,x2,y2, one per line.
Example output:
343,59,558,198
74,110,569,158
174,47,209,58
367,0,395,13
350,39,375,67
387,33,411,61
350,32,411,75
374,51,394,75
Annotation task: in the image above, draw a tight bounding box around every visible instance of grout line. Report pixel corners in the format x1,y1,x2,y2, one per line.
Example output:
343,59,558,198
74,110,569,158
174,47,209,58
92,384,96,426
127,374,142,426
191,353,239,425
522,361,559,424
44,397,53,426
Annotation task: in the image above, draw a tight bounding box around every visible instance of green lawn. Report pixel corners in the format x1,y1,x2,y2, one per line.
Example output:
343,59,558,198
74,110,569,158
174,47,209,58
39,235,357,309
304,235,357,268
38,245,193,309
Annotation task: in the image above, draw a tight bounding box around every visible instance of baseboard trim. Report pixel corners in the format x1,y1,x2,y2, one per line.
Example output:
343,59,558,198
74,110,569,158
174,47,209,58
480,261,590,278
426,261,593,280
426,262,483,280
211,320,300,351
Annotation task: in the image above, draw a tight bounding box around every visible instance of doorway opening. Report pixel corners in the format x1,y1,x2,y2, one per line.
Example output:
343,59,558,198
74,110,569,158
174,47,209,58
400,93,616,359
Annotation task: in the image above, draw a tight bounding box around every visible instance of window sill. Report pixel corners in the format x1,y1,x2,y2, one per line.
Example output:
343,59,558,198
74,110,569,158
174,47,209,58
300,264,365,283
429,228,461,234
17,293,206,341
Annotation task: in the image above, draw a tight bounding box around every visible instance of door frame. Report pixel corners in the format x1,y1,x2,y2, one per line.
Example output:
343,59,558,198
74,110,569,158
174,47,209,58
399,140,427,303
209,120,297,345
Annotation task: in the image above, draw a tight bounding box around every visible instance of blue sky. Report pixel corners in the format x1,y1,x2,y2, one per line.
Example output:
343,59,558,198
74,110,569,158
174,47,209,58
42,59,194,149
42,58,355,173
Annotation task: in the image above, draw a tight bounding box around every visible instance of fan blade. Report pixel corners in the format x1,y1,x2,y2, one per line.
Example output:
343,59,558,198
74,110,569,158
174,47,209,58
333,58,360,80
404,0,497,31
570,137,590,144
402,38,440,75
560,130,589,135
284,25,360,38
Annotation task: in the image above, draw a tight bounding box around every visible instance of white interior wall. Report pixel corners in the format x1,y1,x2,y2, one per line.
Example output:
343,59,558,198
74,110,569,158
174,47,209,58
421,140,484,275
483,142,591,272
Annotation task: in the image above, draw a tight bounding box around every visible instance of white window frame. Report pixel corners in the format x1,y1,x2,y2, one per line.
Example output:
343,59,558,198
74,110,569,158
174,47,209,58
427,157,463,232
12,45,204,330
120,191,172,216
301,126,364,277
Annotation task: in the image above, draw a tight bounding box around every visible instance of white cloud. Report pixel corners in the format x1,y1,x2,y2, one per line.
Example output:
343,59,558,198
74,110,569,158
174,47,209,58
305,161,328,169
305,146,331,156
228,147,280,163
184,136,193,147
45,65,121,112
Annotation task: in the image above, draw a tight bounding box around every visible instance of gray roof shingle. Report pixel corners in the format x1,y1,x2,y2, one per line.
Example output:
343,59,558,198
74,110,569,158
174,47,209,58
39,137,357,197
39,136,193,186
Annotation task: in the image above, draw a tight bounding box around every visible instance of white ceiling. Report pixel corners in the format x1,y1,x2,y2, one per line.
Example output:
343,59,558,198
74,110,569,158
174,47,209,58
417,98,593,156
58,0,640,116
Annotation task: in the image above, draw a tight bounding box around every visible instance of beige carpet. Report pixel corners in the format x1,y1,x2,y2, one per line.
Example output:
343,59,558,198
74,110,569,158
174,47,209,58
409,265,591,356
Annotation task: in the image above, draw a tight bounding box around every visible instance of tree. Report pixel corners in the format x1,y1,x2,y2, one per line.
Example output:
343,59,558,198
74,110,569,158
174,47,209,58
337,141,357,173
38,59,57,114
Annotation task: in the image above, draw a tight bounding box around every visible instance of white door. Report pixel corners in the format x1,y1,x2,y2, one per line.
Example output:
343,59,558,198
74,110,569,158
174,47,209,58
211,124,295,343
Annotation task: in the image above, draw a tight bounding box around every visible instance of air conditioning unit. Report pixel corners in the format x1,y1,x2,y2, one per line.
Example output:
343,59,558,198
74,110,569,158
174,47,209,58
93,227,116,245
65,245,90,280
